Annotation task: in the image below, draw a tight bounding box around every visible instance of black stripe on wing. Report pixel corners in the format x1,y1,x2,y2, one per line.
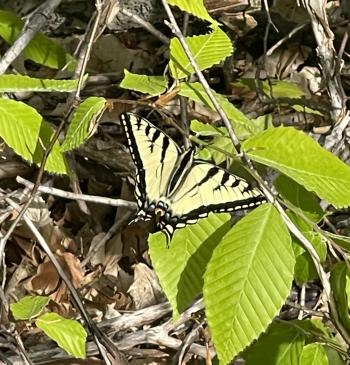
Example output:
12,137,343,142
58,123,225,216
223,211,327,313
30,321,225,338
120,113,148,206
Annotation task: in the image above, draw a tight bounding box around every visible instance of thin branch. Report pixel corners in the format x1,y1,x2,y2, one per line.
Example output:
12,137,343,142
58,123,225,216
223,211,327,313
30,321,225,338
16,176,137,209
120,8,169,44
0,0,63,74
267,22,308,56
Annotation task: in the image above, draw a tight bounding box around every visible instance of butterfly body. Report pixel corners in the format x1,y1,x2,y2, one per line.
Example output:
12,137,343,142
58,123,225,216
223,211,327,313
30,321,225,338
121,112,266,240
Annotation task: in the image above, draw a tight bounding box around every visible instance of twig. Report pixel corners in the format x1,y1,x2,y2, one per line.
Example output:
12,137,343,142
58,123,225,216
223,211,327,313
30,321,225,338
267,22,308,56
16,176,137,209
120,8,169,44
302,0,350,151
0,0,63,74
175,321,204,365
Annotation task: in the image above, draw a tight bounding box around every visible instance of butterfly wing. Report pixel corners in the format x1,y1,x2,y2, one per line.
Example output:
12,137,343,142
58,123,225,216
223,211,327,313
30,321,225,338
160,161,265,235
120,113,181,218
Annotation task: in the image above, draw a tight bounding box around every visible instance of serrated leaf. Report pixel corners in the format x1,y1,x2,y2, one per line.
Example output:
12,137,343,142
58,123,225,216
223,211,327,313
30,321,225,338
61,97,106,152
242,127,350,208
275,174,324,222
10,296,50,320
330,262,350,332
204,203,295,364
243,321,305,365
149,213,231,319
167,0,218,24
0,74,85,92
0,98,66,174
36,312,87,359
180,82,255,139
169,28,232,79
0,10,74,70
120,70,167,96
301,344,328,365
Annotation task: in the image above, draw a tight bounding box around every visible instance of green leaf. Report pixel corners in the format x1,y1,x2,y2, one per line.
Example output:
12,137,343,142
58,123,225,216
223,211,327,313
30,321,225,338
120,70,168,96
169,27,232,79
0,74,85,92
242,127,350,208
61,97,106,152
294,239,323,285
10,296,50,320
324,348,346,365
204,204,295,364
180,82,255,139
236,79,306,99
287,211,326,284
300,344,328,365
325,232,350,253
36,312,87,359
0,10,74,70
167,0,218,24
275,174,324,222
149,213,231,319
243,321,305,365
190,119,234,163
0,98,66,174
330,262,350,332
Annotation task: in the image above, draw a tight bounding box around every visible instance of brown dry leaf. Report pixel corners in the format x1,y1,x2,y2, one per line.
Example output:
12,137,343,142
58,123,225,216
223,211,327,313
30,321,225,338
88,34,154,74
86,232,107,267
5,259,35,299
26,196,52,228
25,252,85,296
128,263,165,309
290,66,323,96
61,252,85,288
220,13,257,36
273,0,309,23
40,224,77,253
262,45,311,79
25,258,60,295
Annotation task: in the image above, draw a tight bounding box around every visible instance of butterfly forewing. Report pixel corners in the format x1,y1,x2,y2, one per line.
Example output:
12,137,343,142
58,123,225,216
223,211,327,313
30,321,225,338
121,113,180,207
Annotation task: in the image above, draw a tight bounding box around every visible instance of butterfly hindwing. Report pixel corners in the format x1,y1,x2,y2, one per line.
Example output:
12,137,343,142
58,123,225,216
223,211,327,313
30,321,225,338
168,161,264,227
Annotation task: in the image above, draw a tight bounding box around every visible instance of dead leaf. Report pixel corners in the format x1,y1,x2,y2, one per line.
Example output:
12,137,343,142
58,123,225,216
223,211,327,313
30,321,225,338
128,263,165,309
